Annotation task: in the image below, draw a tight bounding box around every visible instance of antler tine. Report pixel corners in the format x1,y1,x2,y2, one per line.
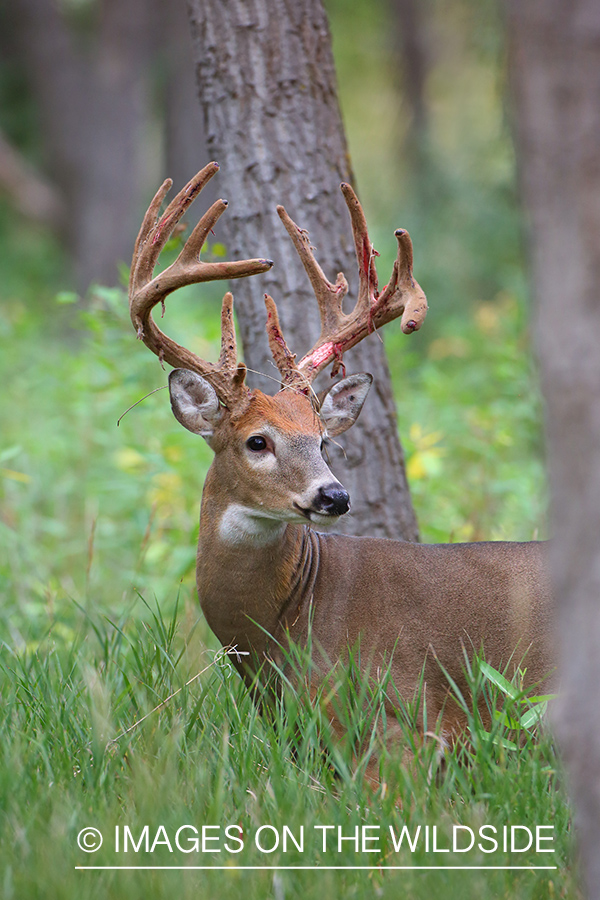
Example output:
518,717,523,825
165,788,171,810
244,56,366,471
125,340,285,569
339,182,379,318
276,205,349,335
371,228,428,334
340,182,426,332
274,183,428,385
130,162,218,297
218,291,243,375
264,293,311,393
274,203,350,384
129,164,274,410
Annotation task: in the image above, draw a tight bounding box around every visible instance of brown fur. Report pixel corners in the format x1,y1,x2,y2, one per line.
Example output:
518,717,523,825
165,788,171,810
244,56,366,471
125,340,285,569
192,388,554,753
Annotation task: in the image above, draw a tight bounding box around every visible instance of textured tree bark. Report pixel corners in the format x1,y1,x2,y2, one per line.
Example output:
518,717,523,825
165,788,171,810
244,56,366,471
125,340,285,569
186,0,419,540
506,1,600,895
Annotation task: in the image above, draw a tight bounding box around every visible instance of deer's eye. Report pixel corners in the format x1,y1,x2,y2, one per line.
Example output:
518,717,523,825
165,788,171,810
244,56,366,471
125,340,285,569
246,435,268,452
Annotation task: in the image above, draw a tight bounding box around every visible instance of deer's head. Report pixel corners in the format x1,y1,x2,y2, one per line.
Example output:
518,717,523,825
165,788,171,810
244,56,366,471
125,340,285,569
128,162,427,531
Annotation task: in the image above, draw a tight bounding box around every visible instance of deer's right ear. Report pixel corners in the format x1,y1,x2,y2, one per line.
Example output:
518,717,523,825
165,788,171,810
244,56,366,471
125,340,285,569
169,369,223,440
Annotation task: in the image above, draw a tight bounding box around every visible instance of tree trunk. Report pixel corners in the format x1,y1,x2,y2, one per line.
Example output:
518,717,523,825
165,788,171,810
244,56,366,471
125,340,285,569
0,129,63,226
506,1,600,896
389,0,431,148
14,0,151,290
186,0,419,540
159,0,209,193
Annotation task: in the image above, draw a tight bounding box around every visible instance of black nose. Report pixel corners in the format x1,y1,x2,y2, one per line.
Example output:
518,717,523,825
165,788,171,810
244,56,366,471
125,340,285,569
316,485,351,516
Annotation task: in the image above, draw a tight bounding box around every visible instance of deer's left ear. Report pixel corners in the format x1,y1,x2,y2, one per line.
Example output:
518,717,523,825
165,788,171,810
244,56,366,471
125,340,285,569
319,373,373,436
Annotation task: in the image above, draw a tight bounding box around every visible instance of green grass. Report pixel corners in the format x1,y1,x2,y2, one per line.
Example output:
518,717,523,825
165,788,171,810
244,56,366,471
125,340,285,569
0,596,574,899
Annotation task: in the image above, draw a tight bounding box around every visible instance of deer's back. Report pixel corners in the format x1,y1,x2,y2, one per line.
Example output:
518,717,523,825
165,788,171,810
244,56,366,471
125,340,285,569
307,533,553,714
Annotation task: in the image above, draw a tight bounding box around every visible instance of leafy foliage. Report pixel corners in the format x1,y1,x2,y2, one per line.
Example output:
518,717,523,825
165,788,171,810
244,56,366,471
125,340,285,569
387,292,547,543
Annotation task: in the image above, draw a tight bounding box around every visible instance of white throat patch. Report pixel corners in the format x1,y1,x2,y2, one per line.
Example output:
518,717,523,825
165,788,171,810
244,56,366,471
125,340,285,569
218,503,286,546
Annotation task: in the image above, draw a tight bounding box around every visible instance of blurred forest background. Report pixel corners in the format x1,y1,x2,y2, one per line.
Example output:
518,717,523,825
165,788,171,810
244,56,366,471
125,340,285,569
0,0,546,639
0,4,571,899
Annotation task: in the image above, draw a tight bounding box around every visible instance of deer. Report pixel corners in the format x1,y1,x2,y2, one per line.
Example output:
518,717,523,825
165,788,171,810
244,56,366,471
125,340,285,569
128,161,553,759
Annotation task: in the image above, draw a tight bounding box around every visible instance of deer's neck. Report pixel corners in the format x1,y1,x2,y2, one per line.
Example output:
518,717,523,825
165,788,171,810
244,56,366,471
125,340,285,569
196,471,320,658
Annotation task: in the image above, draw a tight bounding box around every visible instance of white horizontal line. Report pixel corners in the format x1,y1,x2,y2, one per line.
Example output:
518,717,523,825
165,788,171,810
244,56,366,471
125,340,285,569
75,865,558,871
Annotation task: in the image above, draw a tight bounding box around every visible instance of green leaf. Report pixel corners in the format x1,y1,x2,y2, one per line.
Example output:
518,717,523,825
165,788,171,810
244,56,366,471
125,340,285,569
519,703,547,731
479,660,520,700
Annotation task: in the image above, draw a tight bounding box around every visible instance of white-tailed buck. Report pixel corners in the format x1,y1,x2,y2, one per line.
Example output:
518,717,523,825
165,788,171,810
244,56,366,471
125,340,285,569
129,162,552,747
